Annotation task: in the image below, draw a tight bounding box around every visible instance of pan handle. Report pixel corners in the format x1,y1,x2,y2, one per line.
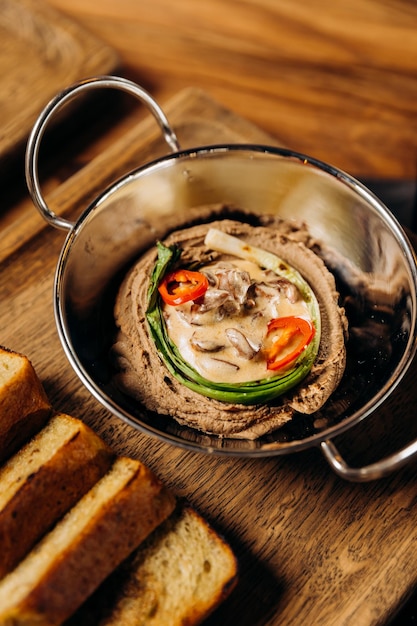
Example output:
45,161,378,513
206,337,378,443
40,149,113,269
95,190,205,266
320,437,417,482
25,75,181,231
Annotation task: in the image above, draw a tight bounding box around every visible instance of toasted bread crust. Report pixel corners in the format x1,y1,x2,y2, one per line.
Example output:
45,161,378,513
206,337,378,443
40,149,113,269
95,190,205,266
0,346,51,463
0,457,176,625
0,346,237,624
0,413,114,577
68,502,238,626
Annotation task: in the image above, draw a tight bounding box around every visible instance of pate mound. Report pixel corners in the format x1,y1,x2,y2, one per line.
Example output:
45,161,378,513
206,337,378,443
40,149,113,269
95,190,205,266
112,211,348,439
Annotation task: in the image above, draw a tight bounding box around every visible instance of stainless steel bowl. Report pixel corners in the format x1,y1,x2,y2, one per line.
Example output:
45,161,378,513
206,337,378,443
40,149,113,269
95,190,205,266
25,76,417,481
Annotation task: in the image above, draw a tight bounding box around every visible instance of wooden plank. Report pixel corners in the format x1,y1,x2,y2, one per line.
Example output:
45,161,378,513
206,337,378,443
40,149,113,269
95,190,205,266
1,88,417,626
0,87,275,263
0,0,118,163
47,0,417,179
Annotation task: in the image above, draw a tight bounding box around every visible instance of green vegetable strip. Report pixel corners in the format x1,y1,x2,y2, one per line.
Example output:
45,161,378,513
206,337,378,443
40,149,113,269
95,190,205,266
146,236,321,406
147,241,182,308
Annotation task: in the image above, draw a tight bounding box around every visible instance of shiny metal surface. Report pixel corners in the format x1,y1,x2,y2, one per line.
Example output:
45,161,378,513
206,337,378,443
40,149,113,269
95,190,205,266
321,438,417,482
25,76,180,231
360,178,417,230
26,78,417,480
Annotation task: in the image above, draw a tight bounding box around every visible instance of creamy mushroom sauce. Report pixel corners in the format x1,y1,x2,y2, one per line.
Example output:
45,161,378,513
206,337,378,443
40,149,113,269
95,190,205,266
163,258,313,383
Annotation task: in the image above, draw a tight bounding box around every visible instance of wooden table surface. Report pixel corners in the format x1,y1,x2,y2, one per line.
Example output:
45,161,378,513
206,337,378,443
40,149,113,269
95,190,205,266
46,0,417,181
1,1,417,625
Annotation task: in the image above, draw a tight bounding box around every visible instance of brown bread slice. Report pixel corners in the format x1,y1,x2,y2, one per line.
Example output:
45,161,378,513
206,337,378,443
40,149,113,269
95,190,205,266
0,456,176,625
0,346,52,463
0,412,114,578
68,503,238,626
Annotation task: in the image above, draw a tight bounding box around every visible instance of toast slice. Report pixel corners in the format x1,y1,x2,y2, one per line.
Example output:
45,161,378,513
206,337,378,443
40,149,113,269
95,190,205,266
0,456,176,625
67,502,239,626
0,346,51,463
0,412,114,578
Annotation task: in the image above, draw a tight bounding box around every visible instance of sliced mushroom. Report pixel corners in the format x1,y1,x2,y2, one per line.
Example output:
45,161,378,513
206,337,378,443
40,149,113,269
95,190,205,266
201,269,218,287
190,332,225,353
281,281,301,304
265,275,301,304
255,282,280,299
210,357,240,371
225,328,260,360
191,289,230,313
218,268,252,304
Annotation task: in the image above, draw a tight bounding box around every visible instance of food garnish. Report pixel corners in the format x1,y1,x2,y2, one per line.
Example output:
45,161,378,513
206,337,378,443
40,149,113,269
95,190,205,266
204,228,317,306
146,230,321,405
158,269,209,306
265,316,315,371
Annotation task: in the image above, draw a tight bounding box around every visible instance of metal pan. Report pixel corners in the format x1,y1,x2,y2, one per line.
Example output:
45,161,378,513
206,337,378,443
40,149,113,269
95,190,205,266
25,76,417,481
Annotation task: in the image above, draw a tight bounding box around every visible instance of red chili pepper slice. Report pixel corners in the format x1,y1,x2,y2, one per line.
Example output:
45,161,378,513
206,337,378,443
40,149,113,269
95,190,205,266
266,316,315,371
158,269,209,306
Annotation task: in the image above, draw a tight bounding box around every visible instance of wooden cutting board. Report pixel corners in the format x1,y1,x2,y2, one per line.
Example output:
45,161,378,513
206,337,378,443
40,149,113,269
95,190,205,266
1,87,417,626
0,0,118,163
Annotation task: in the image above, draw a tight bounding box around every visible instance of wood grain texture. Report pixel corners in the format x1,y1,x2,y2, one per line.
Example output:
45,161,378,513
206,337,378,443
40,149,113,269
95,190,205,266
1,88,417,626
0,0,118,162
0,88,274,264
45,0,417,179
